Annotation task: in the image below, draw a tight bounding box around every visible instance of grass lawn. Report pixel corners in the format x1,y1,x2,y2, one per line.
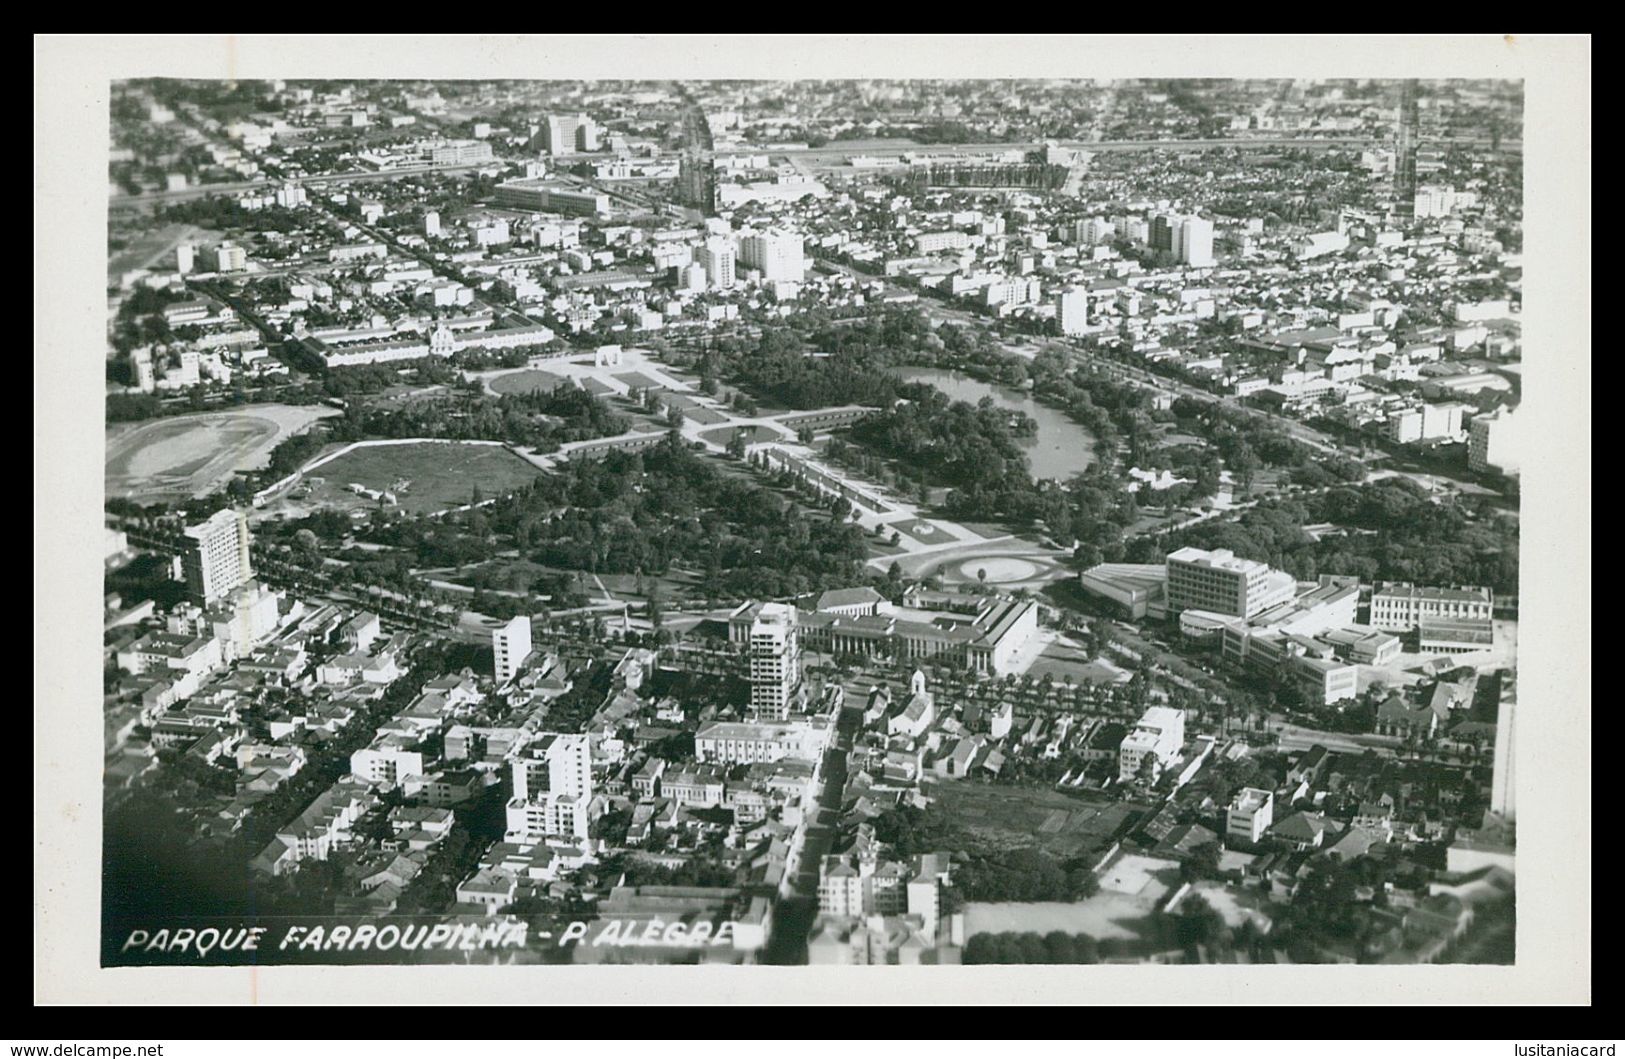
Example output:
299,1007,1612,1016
308,442,541,515
487,369,571,395
699,424,781,446
890,517,952,544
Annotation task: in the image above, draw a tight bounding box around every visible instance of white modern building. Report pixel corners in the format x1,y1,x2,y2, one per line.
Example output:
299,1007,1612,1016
693,720,826,766
505,733,593,843
213,242,247,272
1178,215,1215,267
1118,707,1186,783
180,509,253,606
1165,547,1296,620
1469,406,1520,474
493,615,532,684
430,140,493,166
1370,582,1495,652
697,237,738,290
1056,286,1090,335
738,230,806,283
749,603,800,720
1226,787,1276,844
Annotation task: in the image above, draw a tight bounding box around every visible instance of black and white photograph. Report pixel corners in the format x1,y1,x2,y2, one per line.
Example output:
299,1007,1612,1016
34,33,1590,1010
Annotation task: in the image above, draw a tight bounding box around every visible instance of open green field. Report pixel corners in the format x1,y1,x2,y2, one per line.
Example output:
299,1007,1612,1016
699,424,782,446
305,442,541,515
488,370,571,395
890,517,953,544
923,781,1142,859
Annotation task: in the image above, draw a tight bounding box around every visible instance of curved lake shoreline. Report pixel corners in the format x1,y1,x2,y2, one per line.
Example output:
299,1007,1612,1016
900,367,1100,482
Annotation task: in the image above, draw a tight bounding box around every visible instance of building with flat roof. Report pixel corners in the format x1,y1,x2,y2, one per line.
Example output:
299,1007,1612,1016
1118,706,1185,783
1227,787,1275,845
1056,286,1090,335
749,603,801,720
493,615,531,684
1317,624,1403,666
505,733,592,843
1371,582,1494,651
745,591,1038,678
180,509,253,606
1079,562,1167,620
737,229,805,283
1217,576,1364,705
1165,547,1296,620
1469,406,1520,475
697,236,737,291
429,140,493,166
493,179,609,217
694,719,828,766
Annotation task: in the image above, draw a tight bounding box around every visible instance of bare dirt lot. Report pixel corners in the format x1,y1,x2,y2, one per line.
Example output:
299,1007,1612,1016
106,404,336,502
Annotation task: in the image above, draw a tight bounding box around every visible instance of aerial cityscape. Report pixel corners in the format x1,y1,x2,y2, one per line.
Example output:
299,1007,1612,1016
99,74,1523,968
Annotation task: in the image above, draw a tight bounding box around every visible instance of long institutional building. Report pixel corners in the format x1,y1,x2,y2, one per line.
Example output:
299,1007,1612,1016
492,179,611,217
1165,546,1296,620
1370,582,1495,651
293,317,559,368
1079,547,1497,706
728,587,1039,678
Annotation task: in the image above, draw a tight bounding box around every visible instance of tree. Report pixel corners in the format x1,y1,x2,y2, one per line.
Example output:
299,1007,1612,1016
1066,868,1100,901
1175,893,1227,952
1181,841,1223,883
646,582,665,637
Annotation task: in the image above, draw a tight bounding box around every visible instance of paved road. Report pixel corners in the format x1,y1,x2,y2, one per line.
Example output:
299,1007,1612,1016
761,704,860,965
1273,722,1404,756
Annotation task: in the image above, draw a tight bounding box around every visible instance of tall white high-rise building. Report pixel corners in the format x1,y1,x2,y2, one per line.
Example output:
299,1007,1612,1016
214,242,246,272
545,113,594,156
493,614,531,684
697,237,737,290
1469,407,1520,475
750,603,801,721
129,347,156,393
175,243,194,275
513,733,591,802
1179,215,1215,267
506,733,593,842
1072,217,1109,245
1491,697,1515,821
544,114,574,155
180,509,253,606
738,230,806,282
423,210,441,238
1056,286,1090,335
677,261,708,293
